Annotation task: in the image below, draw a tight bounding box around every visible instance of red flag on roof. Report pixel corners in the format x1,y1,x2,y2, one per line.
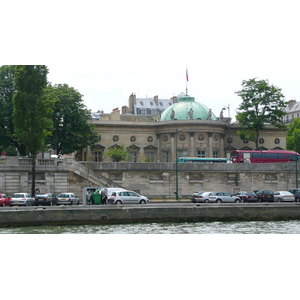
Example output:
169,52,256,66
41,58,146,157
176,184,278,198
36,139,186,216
186,69,189,82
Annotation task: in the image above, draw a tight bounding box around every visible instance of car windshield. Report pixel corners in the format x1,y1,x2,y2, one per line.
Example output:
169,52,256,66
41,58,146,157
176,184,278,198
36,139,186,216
58,194,69,198
13,194,24,198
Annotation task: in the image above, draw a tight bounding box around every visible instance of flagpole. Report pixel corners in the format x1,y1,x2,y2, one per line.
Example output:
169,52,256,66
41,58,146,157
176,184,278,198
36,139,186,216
186,68,188,95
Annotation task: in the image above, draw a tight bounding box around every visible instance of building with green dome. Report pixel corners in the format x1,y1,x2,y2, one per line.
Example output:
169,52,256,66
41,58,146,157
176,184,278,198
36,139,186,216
78,93,287,163
160,94,217,121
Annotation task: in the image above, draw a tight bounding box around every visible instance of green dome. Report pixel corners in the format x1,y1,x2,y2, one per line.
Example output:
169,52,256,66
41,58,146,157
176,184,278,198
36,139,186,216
160,94,217,121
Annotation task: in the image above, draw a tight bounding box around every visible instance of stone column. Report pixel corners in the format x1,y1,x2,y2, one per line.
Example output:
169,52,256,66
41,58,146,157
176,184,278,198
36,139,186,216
156,134,161,162
170,133,176,162
220,133,225,157
208,132,213,157
189,132,195,157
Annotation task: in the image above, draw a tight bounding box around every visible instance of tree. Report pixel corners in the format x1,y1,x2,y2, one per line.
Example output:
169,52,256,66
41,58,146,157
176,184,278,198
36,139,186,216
0,65,26,155
235,78,287,149
286,118,300,153
13,65,53,196
105,145,129,162
44,84,99,155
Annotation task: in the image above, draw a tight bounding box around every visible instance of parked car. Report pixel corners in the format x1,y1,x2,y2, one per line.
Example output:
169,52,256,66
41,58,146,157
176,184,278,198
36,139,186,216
10,193,35,206
33,193,57,206
235,191,258,203
254,190,274,202
191,191,213,203
56,193,79,205
0,193,11,207
109,190,149,204
289,188,300,202
191,191,203,203
274,191,295,202
208,192,241,203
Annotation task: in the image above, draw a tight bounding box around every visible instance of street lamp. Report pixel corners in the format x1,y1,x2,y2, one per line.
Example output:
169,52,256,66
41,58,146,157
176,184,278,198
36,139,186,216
175,129,182,200
296,156,299,188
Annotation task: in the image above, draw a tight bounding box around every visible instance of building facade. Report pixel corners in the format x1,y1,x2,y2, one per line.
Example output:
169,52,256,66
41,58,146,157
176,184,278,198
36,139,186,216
78,93,287,162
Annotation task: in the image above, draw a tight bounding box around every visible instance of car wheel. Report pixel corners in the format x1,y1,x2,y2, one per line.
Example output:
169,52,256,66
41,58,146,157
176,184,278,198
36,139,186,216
139,199,146,204
296,197,300,202
235,199,240,203
115,200,122,205
216,199,222,203
77,200,79,205
2,203,5,207
26,201,30,206
205,199,209,203
278,198,282,202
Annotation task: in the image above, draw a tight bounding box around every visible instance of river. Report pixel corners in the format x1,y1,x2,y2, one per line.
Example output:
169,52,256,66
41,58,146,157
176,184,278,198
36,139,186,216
1,220,300,233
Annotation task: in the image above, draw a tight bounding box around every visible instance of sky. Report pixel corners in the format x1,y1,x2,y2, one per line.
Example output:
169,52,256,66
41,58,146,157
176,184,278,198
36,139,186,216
2,0,300,122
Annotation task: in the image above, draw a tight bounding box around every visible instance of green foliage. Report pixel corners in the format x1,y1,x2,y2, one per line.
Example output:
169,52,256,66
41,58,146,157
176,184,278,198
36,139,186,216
45,84,99,154
13,66,53,156
105,145,129,162
0,145,18,156
235,78,287,149
286,118,300,153
0,65,26,155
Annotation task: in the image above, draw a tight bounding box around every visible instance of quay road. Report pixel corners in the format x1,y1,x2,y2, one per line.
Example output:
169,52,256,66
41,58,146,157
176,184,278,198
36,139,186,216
1,201,300,210
2,202,300,227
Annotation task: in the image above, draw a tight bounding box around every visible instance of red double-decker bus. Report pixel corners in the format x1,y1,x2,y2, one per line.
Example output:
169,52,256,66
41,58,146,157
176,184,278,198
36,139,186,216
231,150,300,163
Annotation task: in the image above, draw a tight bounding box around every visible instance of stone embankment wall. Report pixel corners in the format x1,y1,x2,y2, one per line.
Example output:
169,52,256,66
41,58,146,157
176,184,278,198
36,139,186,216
1,204,300,227
0,157,299,199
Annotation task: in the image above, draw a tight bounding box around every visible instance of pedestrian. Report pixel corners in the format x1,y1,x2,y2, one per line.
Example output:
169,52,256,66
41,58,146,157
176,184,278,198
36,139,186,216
101,191,107,205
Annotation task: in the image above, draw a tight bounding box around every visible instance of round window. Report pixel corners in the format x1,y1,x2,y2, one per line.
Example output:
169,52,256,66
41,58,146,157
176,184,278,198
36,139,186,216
198,134,205,141
130,136,136,142
113,135,119,142
179,134,185,141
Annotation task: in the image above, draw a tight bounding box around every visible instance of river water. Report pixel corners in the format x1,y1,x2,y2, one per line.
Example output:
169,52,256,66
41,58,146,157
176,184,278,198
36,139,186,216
1,220,300,233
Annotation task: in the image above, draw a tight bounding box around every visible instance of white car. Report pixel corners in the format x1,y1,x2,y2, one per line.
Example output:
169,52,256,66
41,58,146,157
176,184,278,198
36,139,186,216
208,192,241,203
10,193,35,206
274,191,295,202
56,193,80,205
109,190,149,204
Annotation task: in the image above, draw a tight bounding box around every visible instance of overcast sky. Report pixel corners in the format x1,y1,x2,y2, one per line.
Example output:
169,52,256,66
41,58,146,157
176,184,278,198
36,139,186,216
2,0,300,121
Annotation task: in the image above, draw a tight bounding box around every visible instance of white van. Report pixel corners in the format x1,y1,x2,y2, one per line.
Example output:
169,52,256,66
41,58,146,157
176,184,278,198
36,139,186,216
102,187,126,200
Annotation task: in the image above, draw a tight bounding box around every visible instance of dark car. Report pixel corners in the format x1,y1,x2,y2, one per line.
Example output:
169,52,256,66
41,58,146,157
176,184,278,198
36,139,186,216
33,193,57,206
235,191,258,203
289,188,300,202
254,190,274,202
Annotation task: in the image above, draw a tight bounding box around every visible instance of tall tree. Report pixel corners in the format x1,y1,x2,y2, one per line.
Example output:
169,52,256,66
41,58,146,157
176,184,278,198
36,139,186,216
235,78,287,149
13,65,53,196
45,84,99,155
286,118,300,153
0,65,26,155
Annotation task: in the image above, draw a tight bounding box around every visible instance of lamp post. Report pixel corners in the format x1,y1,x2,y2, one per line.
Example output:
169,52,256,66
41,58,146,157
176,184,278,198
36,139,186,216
175,129,182,200
296,156,298,188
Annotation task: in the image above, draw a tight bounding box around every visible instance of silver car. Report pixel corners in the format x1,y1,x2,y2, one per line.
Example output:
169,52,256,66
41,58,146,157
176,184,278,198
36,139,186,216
208,192,241,203
109,190,149,204
274,191,295,202
193,192,214,203
10,193,35,206
57,193,80,205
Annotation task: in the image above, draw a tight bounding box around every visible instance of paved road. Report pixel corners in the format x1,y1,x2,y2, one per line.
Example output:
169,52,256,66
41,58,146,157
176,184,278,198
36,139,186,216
1,201,300,211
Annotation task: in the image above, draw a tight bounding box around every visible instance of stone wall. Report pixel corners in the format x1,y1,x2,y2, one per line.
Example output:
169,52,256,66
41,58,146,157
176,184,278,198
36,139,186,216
0,157,299,199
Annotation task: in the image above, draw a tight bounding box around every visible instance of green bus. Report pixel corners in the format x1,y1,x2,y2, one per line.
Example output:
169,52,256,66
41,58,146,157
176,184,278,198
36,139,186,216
178,157,228,163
